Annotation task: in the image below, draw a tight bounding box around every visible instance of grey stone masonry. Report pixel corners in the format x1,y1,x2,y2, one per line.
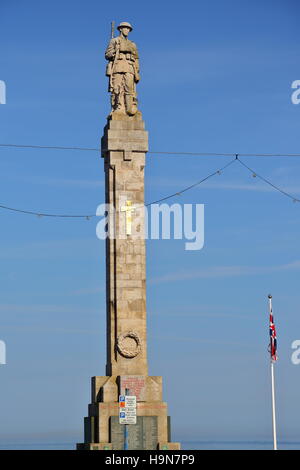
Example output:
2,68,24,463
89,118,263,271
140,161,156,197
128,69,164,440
101,117,149,377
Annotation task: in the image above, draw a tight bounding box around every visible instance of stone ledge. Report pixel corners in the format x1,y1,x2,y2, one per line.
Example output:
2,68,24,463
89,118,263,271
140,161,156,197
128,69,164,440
106,120,145,130
77,442,112,450
158,442,181,450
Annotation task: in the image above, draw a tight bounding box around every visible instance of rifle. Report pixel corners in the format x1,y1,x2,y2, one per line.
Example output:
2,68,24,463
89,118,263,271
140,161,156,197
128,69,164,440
108,21,120,92
111,21,115,39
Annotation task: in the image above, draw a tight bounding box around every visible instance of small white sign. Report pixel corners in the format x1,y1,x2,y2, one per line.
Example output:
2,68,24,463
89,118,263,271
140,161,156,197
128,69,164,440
119,395,137,424
124,396,136,408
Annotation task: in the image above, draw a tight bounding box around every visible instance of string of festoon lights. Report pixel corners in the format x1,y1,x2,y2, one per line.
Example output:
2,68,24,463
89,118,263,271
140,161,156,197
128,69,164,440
0,143,299,219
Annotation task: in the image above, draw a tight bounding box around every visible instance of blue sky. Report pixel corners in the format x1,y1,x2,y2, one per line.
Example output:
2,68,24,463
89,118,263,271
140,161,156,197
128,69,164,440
0,0,300,448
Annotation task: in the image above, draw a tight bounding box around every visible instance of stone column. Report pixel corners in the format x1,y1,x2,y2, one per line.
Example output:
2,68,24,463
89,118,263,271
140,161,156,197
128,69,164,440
102,117,148,377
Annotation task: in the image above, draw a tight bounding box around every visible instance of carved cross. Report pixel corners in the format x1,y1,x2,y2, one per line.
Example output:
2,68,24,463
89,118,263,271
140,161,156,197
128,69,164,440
120,200,136,235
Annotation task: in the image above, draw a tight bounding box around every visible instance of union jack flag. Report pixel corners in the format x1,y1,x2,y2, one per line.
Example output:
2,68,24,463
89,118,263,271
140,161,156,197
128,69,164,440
269,311,278,362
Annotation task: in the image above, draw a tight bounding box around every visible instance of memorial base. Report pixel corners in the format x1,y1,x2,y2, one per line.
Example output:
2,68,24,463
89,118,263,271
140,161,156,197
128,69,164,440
76,376,180,450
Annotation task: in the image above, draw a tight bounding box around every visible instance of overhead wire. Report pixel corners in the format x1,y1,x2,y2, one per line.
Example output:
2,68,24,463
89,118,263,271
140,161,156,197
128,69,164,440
0,146,299,218
1,142,300,157
145,157,237,206
236,157,300,203
0,158,236,218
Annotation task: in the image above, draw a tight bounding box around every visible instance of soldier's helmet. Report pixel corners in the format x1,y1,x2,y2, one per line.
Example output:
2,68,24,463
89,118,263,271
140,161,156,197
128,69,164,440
117,22,133,31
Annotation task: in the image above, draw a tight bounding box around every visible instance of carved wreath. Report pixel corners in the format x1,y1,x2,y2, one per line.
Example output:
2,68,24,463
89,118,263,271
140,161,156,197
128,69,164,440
117,331,142,358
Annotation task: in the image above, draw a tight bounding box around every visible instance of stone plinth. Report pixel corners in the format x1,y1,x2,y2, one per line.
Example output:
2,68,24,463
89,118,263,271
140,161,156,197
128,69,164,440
76,375,180,450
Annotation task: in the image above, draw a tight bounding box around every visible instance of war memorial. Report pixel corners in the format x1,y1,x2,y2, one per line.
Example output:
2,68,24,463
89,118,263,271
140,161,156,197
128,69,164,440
77,22,180,451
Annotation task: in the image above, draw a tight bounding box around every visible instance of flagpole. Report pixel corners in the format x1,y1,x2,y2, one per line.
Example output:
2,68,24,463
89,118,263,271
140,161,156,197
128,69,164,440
268,294,278,451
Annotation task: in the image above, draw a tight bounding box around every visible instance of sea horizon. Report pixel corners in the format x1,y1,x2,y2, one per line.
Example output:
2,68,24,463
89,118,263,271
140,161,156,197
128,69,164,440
0,440,299,450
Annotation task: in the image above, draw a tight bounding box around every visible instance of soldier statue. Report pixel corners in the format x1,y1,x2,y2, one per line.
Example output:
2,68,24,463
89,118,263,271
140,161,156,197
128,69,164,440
105,22,140,117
